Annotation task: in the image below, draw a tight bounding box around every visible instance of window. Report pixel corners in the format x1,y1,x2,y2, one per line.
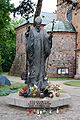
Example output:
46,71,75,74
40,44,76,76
57,68,69,75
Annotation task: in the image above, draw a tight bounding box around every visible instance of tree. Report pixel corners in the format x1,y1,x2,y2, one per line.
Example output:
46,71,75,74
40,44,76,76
0,18,26,72
0,21,16,72
34,0,43,20
0,0,14,44
0,0,14,72
0,55,4,73
0,0,14,29
13,0,43,21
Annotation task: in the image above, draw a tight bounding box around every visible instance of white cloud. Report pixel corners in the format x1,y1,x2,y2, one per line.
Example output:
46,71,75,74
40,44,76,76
42,0,57,13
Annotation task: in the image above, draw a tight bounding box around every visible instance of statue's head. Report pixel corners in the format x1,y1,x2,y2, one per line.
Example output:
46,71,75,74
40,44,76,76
34,16,42,30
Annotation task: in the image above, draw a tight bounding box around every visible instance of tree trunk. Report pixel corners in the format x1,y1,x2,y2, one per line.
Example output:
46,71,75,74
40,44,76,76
34,0,43,21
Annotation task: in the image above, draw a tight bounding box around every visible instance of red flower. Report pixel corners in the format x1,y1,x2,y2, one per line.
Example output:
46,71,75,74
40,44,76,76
22,87,27,91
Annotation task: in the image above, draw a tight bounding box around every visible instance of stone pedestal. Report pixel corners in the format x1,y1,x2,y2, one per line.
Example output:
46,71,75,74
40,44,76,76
6,93,71,108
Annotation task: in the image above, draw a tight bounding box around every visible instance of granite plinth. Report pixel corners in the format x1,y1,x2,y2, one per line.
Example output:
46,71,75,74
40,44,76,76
6,93,71,108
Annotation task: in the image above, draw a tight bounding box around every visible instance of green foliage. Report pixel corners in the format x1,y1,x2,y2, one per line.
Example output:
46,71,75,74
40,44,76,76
0,0,15,72
11,18,26,28
0,17,26,72
0,0,34,72
0,0,26,72
0,21,16,72
0,0,14,29
0,55,4,73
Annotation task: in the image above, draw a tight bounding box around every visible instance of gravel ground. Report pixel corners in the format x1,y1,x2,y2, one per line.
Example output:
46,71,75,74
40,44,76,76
0,75,80,120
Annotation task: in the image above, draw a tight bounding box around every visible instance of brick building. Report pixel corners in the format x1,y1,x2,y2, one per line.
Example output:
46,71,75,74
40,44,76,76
56,0,80,78
45,20,76,78
10,0,80,78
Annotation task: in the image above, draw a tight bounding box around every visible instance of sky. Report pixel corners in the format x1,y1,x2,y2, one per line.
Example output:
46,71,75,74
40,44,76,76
11,0,57,13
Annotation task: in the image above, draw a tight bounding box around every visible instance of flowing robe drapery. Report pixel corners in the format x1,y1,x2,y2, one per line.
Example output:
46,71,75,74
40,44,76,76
27,27,51,90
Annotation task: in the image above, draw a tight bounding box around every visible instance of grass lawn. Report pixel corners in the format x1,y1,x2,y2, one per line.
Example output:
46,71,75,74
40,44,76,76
48,77,73,81
64,80,80,87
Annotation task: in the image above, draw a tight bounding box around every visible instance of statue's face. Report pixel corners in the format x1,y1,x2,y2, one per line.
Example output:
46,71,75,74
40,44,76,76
34,16,42,30
35,22,41,29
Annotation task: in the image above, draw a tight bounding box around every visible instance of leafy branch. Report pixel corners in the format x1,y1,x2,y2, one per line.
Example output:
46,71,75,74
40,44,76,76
13,0,35,21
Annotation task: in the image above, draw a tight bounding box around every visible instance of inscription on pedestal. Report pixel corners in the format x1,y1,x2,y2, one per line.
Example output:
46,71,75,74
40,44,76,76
28,100,51,108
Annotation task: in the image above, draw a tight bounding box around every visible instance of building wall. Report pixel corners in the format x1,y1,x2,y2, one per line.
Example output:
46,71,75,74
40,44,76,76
9,25,27,76
57,0,80,77
48,32,76,78
76,51,80,74
71,0,80,75
57,0,67,20
72,8,80,48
